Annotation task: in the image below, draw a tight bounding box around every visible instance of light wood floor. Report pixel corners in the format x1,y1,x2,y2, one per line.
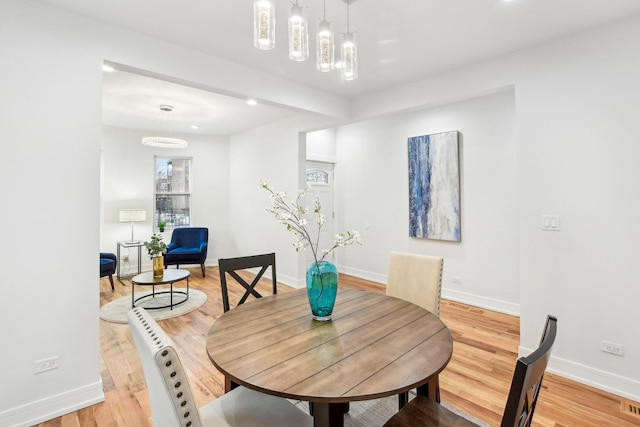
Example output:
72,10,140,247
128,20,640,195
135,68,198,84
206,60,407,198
36,267,640,426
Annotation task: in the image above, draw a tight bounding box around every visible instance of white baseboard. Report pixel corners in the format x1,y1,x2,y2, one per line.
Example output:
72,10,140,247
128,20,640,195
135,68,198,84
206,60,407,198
518,347,640,403
441,288,520,316
338,265,387,285
278,272,305,289
339,265,520,316
0,380,104,427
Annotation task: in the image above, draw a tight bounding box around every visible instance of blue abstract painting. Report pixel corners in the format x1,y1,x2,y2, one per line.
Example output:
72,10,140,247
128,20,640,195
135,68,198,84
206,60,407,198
408,131,460,241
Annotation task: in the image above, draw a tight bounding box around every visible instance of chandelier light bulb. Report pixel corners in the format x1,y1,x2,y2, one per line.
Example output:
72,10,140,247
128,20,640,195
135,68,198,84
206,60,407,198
341,32,358,81
289,3,309,61
254,0,275,50
316,19,335,72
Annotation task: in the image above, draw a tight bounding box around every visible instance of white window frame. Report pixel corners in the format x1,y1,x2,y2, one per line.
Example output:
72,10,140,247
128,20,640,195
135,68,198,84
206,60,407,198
153,155,192,232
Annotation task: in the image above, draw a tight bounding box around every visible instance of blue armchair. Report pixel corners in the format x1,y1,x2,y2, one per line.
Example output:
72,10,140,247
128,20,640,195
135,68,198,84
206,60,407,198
100,252,117,290
164,227,209,277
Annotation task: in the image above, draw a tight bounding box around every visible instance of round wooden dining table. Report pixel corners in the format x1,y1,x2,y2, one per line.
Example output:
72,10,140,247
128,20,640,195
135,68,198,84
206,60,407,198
206,289,453,427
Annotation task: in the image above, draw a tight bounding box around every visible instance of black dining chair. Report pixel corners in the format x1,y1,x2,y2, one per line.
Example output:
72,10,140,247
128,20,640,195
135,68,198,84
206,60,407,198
383,315,558,427
218,252,277,312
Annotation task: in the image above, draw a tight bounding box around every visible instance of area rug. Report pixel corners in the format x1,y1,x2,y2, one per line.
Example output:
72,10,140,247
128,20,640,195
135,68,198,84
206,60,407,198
292,393,490,427
100,288,207,323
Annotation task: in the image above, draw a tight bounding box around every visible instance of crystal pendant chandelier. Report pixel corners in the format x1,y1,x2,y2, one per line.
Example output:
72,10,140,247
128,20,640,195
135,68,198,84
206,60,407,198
289,1,309,61
252,0,359,79
141,105,188,149
253,0,275,50
340,33,357,80
316,0,335,72
340,1,357,80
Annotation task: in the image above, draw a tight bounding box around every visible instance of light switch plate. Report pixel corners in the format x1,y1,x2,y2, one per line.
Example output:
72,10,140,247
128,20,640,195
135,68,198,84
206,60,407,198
542,215,560,231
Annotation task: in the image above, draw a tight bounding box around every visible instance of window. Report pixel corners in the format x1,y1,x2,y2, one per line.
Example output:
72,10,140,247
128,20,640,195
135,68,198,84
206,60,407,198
306,169,329,185
154,156,192,231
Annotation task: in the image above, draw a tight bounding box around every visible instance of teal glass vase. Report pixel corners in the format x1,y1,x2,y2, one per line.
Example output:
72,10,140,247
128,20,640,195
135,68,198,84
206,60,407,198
306,261,338,321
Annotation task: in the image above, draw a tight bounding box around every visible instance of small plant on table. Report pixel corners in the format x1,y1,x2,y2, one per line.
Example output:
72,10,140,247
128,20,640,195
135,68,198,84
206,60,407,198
144,233,167,259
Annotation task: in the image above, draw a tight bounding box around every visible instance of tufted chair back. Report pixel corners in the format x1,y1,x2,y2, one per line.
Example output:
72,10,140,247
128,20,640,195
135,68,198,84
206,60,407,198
128,307,202,427
387,251,444,316
386,251,444,406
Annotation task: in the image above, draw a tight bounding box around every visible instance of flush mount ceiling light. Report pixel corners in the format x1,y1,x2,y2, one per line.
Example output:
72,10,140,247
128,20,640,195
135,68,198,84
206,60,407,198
252,0,358,81
141,105,188,149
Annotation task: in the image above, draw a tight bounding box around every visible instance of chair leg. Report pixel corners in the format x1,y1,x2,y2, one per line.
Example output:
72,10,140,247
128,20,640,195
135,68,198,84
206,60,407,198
108,274,115,291
398,391,409,410
201,263,205,277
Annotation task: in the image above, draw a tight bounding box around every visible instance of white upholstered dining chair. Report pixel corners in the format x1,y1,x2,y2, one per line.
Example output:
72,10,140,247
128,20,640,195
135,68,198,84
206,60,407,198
386,251,444,316
387,251,444,407
127,307,313,427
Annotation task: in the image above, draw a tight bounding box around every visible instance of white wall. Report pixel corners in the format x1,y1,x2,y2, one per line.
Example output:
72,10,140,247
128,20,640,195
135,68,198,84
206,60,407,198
100,125,230,269
307,128,338,163
513,18,640,398
335,91,519,314
348,14,640,400
0,2,104,425
228,114,337,288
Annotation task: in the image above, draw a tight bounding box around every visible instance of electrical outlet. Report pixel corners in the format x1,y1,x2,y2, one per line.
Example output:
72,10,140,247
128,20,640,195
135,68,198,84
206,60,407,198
601,341,624,356
34,356,60,374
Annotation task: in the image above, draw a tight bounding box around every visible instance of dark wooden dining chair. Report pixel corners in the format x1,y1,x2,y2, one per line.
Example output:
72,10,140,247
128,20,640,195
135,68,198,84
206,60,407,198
383,315,558,427
218,252,277,312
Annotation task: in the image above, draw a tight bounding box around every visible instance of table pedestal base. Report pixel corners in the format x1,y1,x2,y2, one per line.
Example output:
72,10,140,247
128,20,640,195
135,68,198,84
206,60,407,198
311,403,348,427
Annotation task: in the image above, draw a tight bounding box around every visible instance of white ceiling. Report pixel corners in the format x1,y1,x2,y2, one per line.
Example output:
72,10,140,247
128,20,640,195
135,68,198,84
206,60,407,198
102,70,299,136
35,0,640,135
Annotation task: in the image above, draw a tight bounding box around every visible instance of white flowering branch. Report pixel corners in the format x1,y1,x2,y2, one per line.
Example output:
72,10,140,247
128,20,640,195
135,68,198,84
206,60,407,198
261,180,362,264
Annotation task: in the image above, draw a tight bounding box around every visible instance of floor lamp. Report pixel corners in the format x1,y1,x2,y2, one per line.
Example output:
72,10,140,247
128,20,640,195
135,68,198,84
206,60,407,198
119,209,147,243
